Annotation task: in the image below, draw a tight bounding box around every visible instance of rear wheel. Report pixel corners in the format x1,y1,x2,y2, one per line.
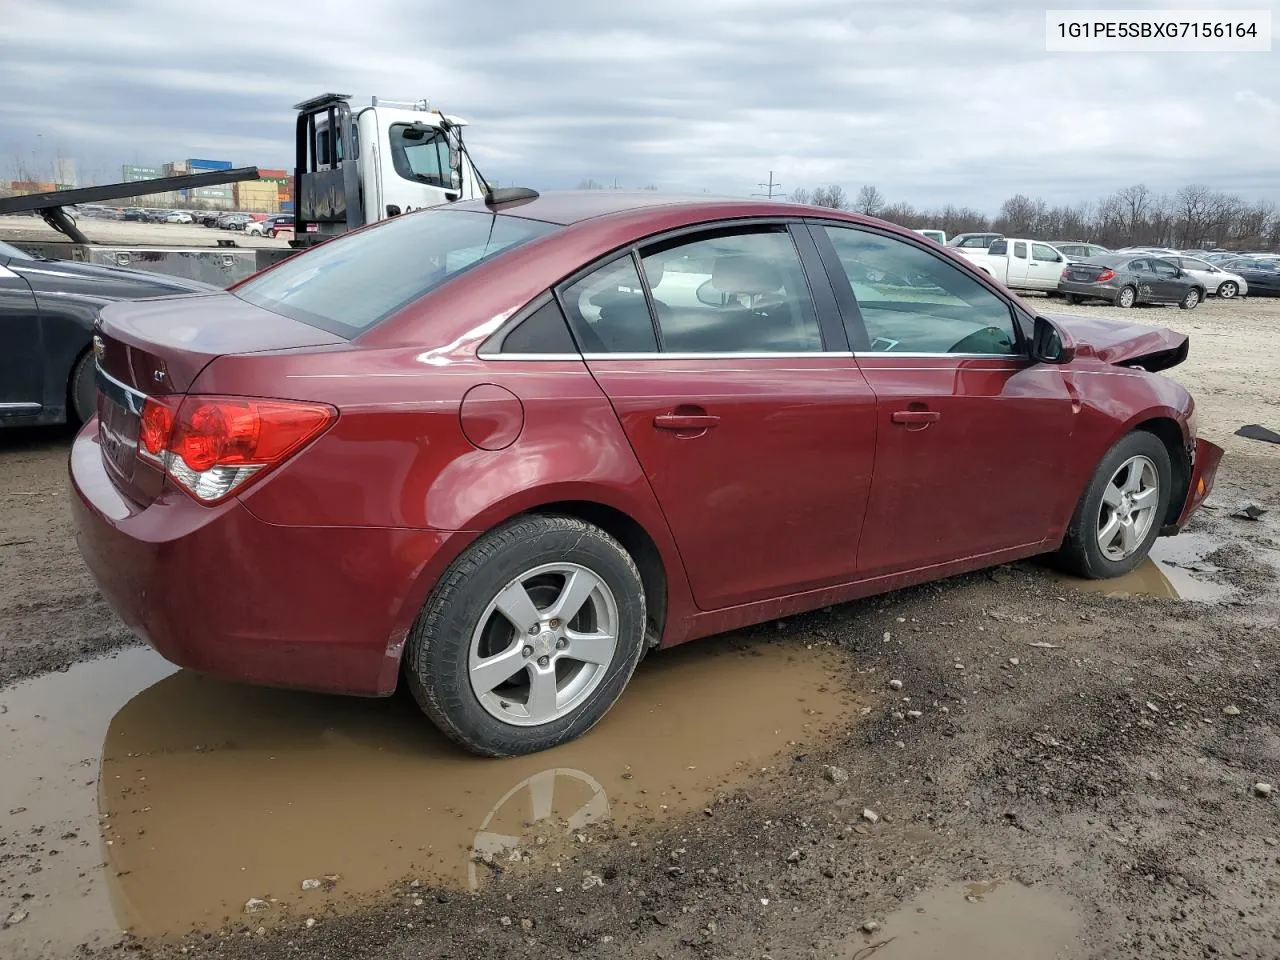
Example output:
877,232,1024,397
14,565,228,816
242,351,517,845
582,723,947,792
1115,286,1137,308
1065,293,1084,305
404,515,647,757
1179,288,1202,309
1216,281,1238,299
69,351,96,424
1056,431,1172,579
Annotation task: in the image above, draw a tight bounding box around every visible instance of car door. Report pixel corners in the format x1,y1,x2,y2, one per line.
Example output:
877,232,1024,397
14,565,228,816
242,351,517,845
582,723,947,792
811,223,1076,576
561,223,878,611
1004,241,1031,286
1148,258,1185,300
1029,243,1067,290
0,260,44,418
1126,259,1158,302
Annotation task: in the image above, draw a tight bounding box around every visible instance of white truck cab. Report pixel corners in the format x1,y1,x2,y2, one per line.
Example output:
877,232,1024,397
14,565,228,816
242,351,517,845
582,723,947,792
296,93,489,245
957,238,1071,293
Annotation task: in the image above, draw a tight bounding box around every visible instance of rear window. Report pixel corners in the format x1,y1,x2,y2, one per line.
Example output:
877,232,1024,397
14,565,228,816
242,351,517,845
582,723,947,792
234,209,558,336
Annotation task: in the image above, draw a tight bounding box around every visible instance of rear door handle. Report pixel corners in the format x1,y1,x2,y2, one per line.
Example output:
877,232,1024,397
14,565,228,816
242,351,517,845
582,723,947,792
891,410,941,425
654,413,721,430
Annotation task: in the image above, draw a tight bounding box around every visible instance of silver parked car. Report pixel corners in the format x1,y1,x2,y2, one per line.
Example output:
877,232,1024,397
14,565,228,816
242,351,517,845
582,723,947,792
1058,255,1207,309
1165,256,1247,299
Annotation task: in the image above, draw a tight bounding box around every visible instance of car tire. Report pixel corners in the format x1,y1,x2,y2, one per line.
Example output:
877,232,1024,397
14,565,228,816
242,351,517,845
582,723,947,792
1216,281,1238,299
1115,286,1137,308
1065,294,1084,305
1056,430,1173,579
267,229,277,239
1179,288,1202,310
69,350,97,424
404,514,648,757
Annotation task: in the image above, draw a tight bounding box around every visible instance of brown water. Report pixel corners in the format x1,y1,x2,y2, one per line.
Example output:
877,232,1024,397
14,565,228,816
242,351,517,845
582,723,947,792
845,879,1083,959
0,637,857,952
1058,532,1230,602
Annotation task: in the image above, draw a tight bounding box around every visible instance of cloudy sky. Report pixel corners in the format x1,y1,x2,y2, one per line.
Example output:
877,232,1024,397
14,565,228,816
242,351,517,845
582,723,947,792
2,0,1277,212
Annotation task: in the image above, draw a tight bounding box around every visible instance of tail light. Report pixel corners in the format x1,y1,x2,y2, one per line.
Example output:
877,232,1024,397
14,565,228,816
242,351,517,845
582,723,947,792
1096,268,1116,282
1060,267,1070,279
138,395,336,503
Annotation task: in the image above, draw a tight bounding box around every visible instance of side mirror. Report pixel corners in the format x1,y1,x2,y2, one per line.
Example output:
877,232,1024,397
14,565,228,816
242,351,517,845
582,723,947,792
385,204,402,217
1031,315,1075,364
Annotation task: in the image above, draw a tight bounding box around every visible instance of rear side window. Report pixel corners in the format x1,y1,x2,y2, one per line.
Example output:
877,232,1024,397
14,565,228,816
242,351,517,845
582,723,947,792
560,256,660,354
639,227,823,353
234,210,557,337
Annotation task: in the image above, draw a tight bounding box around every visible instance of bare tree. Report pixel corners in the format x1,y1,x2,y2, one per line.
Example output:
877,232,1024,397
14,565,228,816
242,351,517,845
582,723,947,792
789,187,812,205
810,184,848,209
854,184,884,217
576,178,604,190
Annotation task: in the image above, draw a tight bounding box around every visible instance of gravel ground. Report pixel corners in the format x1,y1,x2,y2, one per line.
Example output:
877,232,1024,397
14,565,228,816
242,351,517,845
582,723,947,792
1,293,1278,959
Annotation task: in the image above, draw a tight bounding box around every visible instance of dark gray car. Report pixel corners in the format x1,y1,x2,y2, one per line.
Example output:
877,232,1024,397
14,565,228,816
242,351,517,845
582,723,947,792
1057,254,1206,309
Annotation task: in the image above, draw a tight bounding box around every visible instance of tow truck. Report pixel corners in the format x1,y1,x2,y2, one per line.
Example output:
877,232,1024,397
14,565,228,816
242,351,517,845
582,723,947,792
0,93,519,286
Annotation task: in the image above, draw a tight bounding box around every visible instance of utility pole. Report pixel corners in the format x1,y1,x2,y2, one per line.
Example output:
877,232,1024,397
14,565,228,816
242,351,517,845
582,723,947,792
753,170,782,199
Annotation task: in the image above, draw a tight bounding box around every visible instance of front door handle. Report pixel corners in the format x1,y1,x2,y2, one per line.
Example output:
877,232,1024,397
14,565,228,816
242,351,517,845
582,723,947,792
891,410,941,425
654,413,721,430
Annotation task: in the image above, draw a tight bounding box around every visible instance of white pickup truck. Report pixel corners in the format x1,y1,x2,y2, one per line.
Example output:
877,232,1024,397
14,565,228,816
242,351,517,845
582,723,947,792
957,238,1071,293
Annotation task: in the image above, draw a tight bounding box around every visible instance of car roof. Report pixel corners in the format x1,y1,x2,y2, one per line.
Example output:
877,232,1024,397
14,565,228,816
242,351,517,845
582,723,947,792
451,190,848,227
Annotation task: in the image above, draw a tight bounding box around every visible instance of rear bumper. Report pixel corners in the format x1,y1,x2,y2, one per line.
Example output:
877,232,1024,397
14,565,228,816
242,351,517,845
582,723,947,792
1057,279,1119,300
1167,437,1225,533
69,419,469,696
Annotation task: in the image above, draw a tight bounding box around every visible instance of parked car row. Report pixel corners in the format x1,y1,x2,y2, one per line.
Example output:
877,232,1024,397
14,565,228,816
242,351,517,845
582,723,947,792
936,232,1276,306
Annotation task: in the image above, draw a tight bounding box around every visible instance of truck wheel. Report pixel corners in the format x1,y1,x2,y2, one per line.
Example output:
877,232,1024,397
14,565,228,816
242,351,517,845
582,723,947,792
404,515,647,757
1056,430,1172,579
1115,286,1137,308
69,351,97,424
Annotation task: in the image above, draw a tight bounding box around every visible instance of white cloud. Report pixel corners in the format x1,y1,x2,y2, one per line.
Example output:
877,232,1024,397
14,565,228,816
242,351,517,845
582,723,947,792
0,0,1276,210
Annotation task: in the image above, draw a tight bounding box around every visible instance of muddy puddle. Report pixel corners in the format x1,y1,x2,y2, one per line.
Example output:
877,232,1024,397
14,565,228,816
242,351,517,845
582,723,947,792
0,637,857,954
1057,532,1231,602
845,879,1083,959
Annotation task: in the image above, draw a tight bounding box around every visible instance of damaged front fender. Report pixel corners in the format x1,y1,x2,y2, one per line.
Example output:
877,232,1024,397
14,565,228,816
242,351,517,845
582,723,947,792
1044,313,1189,372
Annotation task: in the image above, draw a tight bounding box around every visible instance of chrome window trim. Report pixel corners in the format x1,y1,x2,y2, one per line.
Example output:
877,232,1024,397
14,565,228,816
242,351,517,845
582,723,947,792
852,351,1021,359
581,351,855,361
0,401,42,411
478,352,583,361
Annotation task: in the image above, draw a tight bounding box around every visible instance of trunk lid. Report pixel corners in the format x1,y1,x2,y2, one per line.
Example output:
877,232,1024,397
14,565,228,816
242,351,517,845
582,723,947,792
94,293,345,506
1045,312,1189,372
1063,263,1107,282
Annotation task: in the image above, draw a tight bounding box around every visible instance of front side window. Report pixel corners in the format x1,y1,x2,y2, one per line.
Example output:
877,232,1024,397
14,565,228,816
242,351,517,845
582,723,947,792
389,124,457,189
1032,243,1059,262
822,226,1019,356
639,228,823,353
234,209,557,337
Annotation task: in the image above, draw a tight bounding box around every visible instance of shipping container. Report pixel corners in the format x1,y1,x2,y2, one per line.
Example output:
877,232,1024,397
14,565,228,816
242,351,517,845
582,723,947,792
187,158,233,171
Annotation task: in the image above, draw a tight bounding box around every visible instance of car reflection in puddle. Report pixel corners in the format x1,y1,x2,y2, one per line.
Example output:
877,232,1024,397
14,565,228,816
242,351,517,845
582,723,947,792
96,636,857,938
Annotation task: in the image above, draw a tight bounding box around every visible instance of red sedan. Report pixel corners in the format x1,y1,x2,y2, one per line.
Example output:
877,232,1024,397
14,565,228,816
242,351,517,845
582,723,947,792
70,191,1223,756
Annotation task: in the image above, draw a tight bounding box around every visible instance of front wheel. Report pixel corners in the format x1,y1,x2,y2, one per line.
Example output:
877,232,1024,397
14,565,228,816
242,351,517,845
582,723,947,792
1056,431,1172,578
1217,281,1238,299
1179,288,1202,310
1115,286,1137,308
404,515,647,757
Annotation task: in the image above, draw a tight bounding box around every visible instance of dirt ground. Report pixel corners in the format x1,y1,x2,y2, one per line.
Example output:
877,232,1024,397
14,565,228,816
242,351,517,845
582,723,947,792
1,295,1278,960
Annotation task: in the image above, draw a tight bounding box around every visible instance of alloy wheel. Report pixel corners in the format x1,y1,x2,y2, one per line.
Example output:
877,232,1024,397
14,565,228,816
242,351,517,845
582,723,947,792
468,563,619,726
1096,455,1160,561
1218,281,1237,299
